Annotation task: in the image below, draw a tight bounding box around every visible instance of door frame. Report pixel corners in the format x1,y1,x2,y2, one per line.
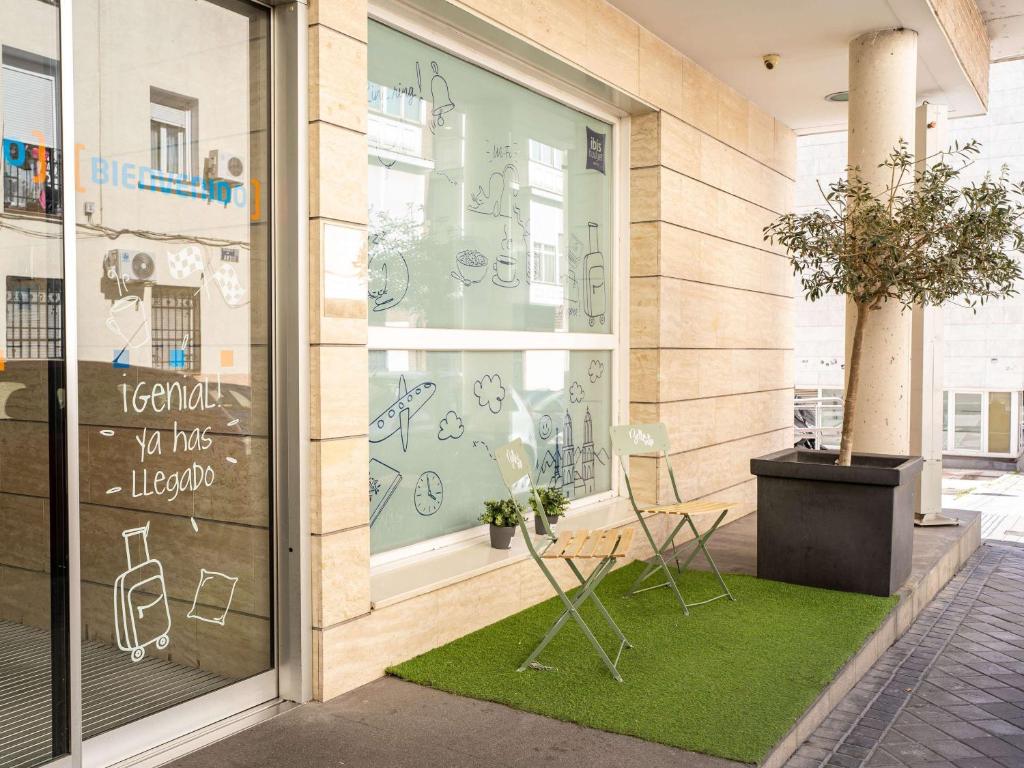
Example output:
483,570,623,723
45,2,310,767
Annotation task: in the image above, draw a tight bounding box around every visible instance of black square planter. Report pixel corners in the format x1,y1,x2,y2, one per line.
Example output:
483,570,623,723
750,448,923,597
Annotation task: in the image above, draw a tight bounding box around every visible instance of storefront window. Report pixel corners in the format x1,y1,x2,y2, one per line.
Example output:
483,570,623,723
368,22,616,555
988,392,1012,454
0,5,66,767
73,0,272,739
952,393,983,451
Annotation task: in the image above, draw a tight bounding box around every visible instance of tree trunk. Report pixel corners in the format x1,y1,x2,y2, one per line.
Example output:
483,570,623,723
838,302,870,467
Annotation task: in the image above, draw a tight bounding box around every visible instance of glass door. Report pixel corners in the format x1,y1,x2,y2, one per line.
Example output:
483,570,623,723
0,3,70,766
72,0,276,761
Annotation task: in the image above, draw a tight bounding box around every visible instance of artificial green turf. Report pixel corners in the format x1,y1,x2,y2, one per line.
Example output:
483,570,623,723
388,563,897,764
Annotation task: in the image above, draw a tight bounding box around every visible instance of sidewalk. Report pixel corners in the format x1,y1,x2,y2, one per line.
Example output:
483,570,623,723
786,541,1024,768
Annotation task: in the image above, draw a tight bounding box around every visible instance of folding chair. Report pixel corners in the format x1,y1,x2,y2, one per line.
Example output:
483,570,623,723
494,438,634,682
610,423,735,616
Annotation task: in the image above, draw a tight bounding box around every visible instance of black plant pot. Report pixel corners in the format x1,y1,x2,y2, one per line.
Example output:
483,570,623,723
535,514,561,535
750,448,923,597
489,524,516,550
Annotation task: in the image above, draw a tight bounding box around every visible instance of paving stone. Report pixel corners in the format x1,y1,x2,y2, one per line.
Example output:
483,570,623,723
786,545,1024,768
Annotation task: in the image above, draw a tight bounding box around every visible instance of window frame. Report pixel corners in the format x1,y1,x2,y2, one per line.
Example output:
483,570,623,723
149,87,197,178
942,389,1022,457
365,9,630,568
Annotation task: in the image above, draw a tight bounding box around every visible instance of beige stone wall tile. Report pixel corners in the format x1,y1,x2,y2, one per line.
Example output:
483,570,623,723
310,345,368,440
312,526,371,627
629,166,661,222
629,221,659,276
630,113,660,169
661,428,792,502
522,0,588,62
680,55,719,136
747,103,775,167
309,218,368,345
309,25,367,132
312,437,369,534
629,349,660,402
584,2,639,95
657,390,794,453
458,0,525,31
656,349,794,403
628,276,660,349
310,0,368,42
318,591,439,699
638,27,682,117
658,224,792,297
717,84,749,154
309,122,368,225
773,119,797,178
434,567,526,646
659,114,700,178
658,280,794,350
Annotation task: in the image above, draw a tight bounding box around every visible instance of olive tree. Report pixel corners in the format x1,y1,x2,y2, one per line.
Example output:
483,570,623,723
764,141,1024,466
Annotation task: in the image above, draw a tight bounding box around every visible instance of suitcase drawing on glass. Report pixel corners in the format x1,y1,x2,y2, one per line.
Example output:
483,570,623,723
114,523,171,662
582,222,606,327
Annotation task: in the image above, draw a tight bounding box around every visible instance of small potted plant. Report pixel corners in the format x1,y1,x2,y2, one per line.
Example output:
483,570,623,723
528,486,568,534
479,498,524,549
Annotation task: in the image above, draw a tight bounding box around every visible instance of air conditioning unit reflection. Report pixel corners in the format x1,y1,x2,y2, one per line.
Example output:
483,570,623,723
205,149,245,188
104,250,156,283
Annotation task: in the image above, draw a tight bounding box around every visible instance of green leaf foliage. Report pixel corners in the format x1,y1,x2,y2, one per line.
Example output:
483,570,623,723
479,498,525,528
527,486,569,517
764,140,1023,312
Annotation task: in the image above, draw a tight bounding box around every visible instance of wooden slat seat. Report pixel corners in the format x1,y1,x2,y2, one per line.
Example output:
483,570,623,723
641,500,734,516
543,528,635,560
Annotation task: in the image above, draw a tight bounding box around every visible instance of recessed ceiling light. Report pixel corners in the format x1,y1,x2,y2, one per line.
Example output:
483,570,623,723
825,91,849,103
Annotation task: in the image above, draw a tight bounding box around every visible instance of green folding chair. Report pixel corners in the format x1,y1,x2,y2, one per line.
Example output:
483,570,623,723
610,423,735,615
494,438,634,682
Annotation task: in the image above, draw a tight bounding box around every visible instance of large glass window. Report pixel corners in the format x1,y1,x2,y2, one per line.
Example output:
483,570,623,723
73,0,272,740
368,22,617,555
944,391,1020,455
0,5,66,767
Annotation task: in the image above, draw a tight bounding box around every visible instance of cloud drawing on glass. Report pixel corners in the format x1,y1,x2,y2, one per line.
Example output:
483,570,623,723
114,522,171,663
369,458,402,527
588,359,605,383
474,373,506,414
570,381,585,403
451,249,488,286
414,470,444,516
187,569,239,626
437,410,464,440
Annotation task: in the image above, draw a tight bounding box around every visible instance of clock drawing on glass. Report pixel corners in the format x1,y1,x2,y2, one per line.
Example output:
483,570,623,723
414,471,444,517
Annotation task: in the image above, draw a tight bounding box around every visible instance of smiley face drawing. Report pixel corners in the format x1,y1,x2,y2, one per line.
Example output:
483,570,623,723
414,471,443,516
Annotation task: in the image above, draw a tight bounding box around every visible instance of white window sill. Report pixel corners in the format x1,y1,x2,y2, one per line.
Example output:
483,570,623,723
369,495,638,609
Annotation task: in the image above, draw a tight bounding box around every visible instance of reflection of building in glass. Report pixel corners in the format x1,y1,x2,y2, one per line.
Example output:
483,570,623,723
581,407,595,491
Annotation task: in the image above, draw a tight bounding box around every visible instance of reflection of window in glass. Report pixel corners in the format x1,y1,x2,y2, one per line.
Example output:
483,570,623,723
368,82,428,163
151,286,200,371
988,392,1012,454
6,276,63,360
2,48,60,216
150,88,196,176
953,393,983,451
528,138,564,197
942,391,949,448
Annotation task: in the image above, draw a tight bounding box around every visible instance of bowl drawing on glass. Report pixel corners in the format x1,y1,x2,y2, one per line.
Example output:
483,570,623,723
450,249,488,286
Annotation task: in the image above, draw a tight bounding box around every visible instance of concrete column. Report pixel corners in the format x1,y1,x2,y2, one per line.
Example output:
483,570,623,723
844,29,918,456
912,103,947,516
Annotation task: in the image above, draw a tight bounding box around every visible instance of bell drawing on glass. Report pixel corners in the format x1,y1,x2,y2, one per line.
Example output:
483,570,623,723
583,222,606,326
113,522,172,663
429,61,455,127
